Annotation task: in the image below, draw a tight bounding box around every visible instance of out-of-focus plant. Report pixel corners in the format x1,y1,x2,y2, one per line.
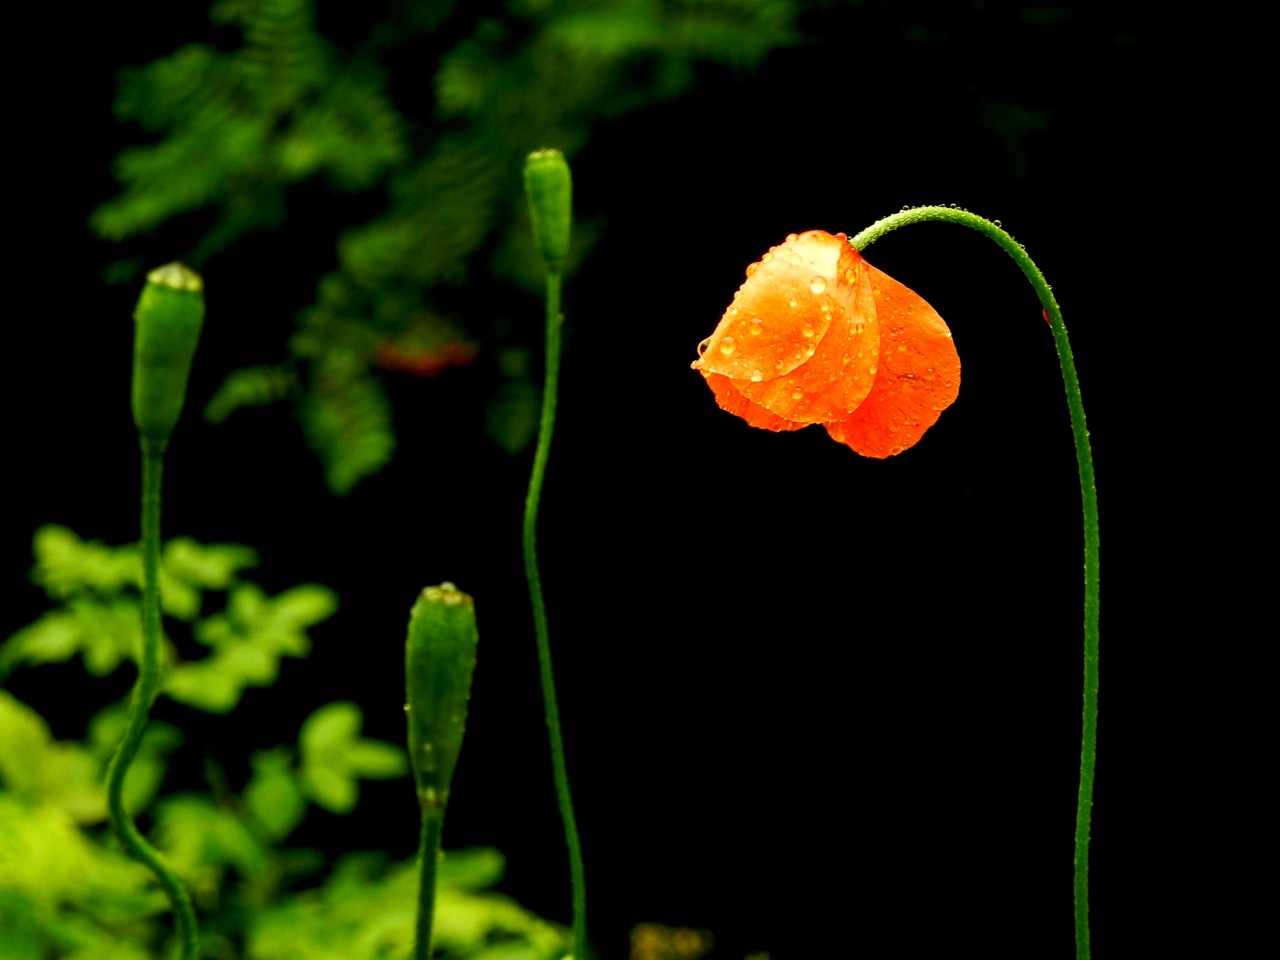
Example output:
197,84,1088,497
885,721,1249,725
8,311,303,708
93,0,800,494
0,527,568,960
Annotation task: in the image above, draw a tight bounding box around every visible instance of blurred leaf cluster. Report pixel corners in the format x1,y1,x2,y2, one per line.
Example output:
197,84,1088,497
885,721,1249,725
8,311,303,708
0,526,568,960
93,0,799,494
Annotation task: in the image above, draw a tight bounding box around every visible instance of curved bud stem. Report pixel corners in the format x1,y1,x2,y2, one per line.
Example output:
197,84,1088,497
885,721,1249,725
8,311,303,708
107,264,204,960
852,207,1100,960
523,150,588,960
105,445,198,960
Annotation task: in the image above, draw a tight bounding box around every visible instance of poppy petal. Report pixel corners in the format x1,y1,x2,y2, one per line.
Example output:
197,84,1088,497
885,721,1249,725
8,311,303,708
702,371,806,432
824,262,960,457
693,230,879,424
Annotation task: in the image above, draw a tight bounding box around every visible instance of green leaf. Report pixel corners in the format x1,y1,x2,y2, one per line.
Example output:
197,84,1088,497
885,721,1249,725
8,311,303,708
247,850,567,960
29,525,140,599
204,365,296,424
0,693,105,823
243,748,307,843
166,581,335,713
0,795,162,926
297,702,408,814
436,846,506,892
151,794,270,897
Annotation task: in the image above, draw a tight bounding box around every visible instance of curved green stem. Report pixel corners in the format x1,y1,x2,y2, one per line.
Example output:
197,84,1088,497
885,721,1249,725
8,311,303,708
523,270,588,960
105,443,198,960
852,207,1100,960
413,807,444,960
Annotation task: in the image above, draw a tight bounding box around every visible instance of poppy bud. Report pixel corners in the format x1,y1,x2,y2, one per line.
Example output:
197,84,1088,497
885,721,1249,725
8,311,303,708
404,583,479,812
523,149,572,270
131,263,205,450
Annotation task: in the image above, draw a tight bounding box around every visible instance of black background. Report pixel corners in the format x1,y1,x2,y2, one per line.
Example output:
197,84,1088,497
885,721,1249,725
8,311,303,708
5,2,1250,958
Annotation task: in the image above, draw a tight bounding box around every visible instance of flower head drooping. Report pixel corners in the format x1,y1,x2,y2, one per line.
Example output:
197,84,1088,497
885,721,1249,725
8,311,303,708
691,230,960,457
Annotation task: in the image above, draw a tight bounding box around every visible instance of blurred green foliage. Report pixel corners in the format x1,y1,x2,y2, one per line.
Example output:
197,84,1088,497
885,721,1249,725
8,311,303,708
0,526,569,959
94,0,800,494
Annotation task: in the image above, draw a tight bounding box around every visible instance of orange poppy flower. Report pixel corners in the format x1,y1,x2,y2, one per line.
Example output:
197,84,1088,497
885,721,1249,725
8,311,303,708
691,230,960,457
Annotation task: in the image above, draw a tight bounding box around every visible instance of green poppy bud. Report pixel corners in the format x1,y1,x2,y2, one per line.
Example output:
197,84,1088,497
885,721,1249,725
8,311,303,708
523,148,572,270
131,263,205,450
405,583,479,812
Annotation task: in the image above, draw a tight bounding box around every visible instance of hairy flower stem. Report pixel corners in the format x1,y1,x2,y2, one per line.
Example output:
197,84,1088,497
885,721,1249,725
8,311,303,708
413,808,444,960
105,443,198,960
523,269,588,960
853,207,1100,960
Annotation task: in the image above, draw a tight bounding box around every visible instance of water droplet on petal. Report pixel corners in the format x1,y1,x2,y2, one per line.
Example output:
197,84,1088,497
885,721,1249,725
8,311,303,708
801,322,816,338
746,263,759,277
761,252,774,263
786,233,799,242
809,276,827,295
792,387,803,400
845,269,856,282
697,338,710,356
750,370,763,382
789,299,798,308
403,703,411,713
869,365,878,375
719,337,737,356
749,317,763,334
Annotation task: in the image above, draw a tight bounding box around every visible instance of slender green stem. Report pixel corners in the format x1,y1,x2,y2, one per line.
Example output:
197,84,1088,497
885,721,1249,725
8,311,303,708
413,806,444,960
106,443,198,960
522,270,588,960
852,207,1100,960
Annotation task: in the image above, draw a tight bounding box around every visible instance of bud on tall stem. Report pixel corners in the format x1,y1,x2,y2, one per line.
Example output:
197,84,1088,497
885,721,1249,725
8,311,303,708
523,149,573,271
132,263,204,450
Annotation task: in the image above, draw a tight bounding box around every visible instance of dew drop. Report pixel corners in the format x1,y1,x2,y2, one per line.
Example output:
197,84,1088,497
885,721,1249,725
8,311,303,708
697,338,710,356
994,220,1003,228
786,233,799,242
750,370,763,382
842,354,850,364
403,703,411,713
789,298,798,308
719,336,738,357
889,445,903,456
746,263,759,277
761,252,774,263
801,322,816,338
869,365,878,375
791,387,803,400
805,344,816,358
809,276,827,295
845,269,856,282
749,317,763,335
